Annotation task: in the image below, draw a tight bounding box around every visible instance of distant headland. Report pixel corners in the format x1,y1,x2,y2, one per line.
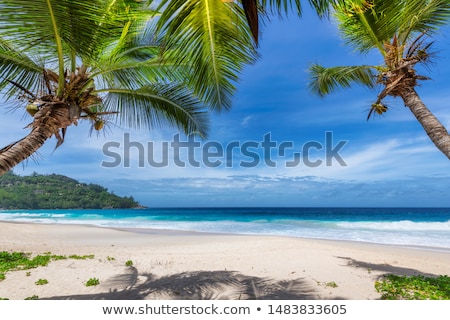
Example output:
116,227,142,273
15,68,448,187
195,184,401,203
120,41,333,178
0,172,144,210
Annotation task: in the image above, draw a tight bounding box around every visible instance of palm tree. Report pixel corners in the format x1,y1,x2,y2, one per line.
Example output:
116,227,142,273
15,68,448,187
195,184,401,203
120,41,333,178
0,0,213,176
309,0,450,159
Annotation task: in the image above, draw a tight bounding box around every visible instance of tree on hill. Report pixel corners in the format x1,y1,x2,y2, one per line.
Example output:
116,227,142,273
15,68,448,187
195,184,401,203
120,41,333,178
0,172,140,209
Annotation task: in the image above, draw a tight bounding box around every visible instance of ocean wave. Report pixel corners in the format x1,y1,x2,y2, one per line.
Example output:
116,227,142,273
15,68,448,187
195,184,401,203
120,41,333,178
336,220,450,231
0,212,68,219
1,210,449,249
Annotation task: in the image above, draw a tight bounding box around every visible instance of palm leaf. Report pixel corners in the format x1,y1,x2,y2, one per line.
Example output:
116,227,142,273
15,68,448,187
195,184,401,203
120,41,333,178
156,0,258,111
398,0,450,43
99,84,209,138
260,0,335,16
0,38,44,100
90,13,173,89
92,42,185,91
308,64,377,97
0,0,127,56
95,4,158,61
92,57,179,92
260,0,301,14
333,0,450,54
333,1,405,54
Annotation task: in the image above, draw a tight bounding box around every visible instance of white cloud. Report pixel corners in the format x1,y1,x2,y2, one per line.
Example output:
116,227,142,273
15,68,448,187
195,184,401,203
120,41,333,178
240,115,254,127
100,174,450,207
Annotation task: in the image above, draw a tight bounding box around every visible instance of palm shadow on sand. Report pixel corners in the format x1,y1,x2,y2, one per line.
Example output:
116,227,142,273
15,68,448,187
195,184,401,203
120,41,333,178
40,257,444,300
43,269,344,300
337,256,443,278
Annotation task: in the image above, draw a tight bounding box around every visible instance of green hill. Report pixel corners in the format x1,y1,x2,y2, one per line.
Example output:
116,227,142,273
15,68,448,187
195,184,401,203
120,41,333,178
0,172,141,209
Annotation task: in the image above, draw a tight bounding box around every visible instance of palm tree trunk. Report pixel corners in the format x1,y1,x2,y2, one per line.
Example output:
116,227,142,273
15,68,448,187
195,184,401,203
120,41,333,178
401,87,450,160
0,127,54,176
0,104,71,176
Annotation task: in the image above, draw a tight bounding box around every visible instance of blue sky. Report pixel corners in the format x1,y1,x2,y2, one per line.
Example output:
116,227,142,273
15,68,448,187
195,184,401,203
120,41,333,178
2,5,450,207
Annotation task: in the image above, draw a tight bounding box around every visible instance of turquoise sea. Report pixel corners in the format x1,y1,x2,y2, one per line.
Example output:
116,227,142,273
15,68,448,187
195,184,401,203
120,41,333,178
1,207,450,250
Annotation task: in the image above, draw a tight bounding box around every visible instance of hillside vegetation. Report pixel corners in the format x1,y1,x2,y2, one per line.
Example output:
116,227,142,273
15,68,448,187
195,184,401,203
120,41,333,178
0,172,140,209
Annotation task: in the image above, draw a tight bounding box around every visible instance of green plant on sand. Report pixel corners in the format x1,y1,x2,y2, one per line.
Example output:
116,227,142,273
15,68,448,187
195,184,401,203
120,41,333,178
375,274,450,300
0,251,66,280
125,260,134,267
0,251,95,281
85,278,100,287
34,278,49,285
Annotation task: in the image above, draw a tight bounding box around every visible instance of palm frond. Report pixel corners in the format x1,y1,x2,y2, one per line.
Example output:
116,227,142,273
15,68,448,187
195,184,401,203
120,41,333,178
398,0,450,43
333,0,450,54
91,15,173,89
100,84,209,138
0,0,137,60
92,58,178,91
259,0,301,14
156,0,258,111
307,0,341,16
260,0,338,16
308,64,377,97
0,38,44,100
333,0,405,54
97,4,159,61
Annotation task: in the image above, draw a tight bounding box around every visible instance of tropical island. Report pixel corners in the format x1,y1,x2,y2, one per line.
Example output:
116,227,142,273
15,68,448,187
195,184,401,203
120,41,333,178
0,172,141,209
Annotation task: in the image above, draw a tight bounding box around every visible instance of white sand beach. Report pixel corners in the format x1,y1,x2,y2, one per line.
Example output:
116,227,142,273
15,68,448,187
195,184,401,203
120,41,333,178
0,221,449,300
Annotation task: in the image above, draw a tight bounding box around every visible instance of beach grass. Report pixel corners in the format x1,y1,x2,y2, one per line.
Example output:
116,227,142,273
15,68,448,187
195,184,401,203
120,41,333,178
0,251,64,280
34,278,49,286
0,251,94,281
375,275,450,300
85,278,100,287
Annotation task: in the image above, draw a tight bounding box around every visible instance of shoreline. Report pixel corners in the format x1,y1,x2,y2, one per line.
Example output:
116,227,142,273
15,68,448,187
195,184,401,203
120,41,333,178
1,221,449,300
3,219,450,253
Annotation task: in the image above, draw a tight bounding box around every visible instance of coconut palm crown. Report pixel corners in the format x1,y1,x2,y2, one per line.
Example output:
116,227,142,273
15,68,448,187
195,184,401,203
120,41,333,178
0,0,248,176
309,0,450,159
